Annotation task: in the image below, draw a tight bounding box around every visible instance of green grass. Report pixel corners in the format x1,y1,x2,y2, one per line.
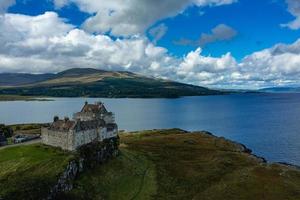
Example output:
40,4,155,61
0,144,74,200
2,129,300,200
68,129,300,200
68,149,157,200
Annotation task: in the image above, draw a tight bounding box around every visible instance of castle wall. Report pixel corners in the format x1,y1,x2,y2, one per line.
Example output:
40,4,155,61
99,128,107,141
42,126,117,151
107,128,118,138
103,114,114,124
73,113,95,121
73,128,100,149
41,128,74,151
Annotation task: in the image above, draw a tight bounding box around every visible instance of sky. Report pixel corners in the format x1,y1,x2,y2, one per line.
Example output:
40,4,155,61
0,0,300,89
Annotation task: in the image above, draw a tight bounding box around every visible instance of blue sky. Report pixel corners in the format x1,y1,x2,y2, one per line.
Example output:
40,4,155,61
8,0,300,60
157,0,300,60
1,0,300,89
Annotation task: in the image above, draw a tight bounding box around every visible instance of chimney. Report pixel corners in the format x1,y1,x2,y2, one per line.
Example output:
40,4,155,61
53,116,59,122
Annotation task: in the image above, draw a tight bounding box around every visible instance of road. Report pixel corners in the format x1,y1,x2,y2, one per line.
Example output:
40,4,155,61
0,138,41,150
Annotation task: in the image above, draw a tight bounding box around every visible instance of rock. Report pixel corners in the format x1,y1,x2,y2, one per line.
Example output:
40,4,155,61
47,137,119,199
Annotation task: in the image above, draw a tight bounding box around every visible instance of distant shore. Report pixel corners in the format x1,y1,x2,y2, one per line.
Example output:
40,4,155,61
0,95,52,102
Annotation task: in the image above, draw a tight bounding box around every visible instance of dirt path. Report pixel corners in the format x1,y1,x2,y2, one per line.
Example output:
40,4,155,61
0,138,41,150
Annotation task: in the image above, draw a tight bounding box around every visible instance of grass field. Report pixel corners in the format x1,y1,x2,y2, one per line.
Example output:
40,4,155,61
9,123,47,135
0,144,74,200
68,129,300,200
68,149,157,200
2,129,300,200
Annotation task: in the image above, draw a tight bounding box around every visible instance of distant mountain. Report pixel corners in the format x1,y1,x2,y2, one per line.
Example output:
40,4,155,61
259,87,300,93
0,68,224,98
0,73,55,86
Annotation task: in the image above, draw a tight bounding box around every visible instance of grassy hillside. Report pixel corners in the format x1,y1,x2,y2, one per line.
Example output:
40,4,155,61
67,129,300,200
0,68,223,98
0,144,74,200
2,129,298,200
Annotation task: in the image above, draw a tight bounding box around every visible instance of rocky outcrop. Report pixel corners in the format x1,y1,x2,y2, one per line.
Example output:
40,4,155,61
47,137,119,199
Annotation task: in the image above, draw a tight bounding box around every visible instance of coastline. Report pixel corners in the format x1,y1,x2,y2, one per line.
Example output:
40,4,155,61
2,123,299,169
0,95,53,102
2,128,300,199
192,130,300,170
126,128,299,169
0,93,229,100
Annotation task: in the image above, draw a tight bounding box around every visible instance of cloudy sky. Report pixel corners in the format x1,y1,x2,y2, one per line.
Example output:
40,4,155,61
1,0,300,89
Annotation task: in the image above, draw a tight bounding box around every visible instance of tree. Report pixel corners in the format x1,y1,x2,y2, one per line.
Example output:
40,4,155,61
0,124,13,138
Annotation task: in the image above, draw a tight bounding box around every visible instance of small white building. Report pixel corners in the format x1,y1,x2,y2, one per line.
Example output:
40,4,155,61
41,102,118,151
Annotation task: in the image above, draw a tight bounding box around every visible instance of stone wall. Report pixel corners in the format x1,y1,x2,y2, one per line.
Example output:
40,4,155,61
73,128,101,150
42,127,112,151
41,128,74,151
48,137,119,199
103,113,114,124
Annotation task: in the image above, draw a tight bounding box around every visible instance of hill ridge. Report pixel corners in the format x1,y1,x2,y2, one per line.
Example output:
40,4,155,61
0,68,223,98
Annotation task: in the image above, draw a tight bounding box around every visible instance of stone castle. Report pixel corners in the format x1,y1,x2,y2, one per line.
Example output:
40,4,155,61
41,101,118,151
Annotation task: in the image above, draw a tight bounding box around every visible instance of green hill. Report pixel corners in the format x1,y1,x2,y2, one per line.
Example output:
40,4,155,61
0,68,223,98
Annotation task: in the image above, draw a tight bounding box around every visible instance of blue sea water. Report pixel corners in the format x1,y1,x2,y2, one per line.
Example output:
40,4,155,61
0,93,300,165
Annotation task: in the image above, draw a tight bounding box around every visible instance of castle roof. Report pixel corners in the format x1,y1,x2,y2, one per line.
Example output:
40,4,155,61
74,119,106,131
49,119,76,131
48,118,106,132
81,102,107,114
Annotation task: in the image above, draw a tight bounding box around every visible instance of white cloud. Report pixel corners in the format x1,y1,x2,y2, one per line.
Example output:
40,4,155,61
177,48,238,86
282,0,300,30
53,0,237,36
53,0,69,9
0,0,15,14
0,12,175,75
175,39,300,88
149,23,168,44
198,24,237,46
1,11,300,89
174,24,237,47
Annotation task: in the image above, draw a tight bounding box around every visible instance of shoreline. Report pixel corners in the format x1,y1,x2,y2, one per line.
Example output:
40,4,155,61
0,93,229,101
124,128,300,170
0,95,53,102
196,130,300,170
2,123,300,170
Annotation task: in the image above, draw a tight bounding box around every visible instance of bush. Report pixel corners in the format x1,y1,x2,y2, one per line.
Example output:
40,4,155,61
0,124,13,138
